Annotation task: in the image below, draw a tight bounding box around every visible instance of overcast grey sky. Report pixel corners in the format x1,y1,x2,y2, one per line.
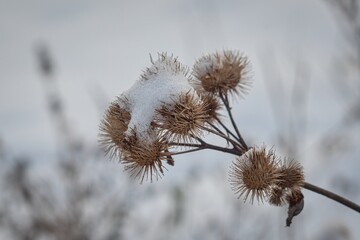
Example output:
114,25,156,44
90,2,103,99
0,0,346,159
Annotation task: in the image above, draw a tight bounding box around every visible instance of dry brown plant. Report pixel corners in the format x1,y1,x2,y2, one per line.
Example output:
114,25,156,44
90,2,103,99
99,50,360,226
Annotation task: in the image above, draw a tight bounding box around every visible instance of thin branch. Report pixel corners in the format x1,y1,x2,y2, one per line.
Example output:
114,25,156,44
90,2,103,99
164,147,204,156
303,182,360,213
168,142,202,148
208,122,227,138
200,125,228,139
169,137,242,156
219,93,248,150
200,125,243,151
207,122,232,146
215,117,241,142
203,142,242,155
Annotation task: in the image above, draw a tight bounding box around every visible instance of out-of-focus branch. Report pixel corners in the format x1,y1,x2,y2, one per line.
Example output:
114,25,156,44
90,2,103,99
303,182,360,212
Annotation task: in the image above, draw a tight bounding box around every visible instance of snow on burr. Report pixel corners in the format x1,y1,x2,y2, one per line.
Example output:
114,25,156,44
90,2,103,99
119,54,195,142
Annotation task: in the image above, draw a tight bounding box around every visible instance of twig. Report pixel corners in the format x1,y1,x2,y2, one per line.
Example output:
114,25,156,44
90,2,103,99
202,142,242,155
207,122,228,140
168,142,202,148
219,93,248,150
169,137,242,156
215,117,241,143
199,125,243,151
164,147,204,156
208,122,232,146
303,182,360,213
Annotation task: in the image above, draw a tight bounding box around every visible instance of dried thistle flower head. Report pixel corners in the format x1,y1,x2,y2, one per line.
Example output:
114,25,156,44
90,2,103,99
121,53,195,142
268,159,304,206
99,97,131,160
141,53,189,81
229,146,282,204
100,53,198,182
156,92,215,142
269,186,287,206
121,137,169,183
229,146,305,208
192,50,251,97
202,94,222,121
277,159,305,190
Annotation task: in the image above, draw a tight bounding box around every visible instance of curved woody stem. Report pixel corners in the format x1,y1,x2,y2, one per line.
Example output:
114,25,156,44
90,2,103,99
219,93,248,150
303,182,360,213
199,125,243,151
215,117,241,143
169,139,243,156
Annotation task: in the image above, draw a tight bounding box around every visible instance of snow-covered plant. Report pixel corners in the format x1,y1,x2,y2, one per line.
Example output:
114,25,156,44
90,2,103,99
99,50,360,226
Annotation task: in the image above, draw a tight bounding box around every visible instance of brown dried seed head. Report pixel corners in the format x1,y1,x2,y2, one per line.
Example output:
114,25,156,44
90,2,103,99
156,92,211,142
229,147,283,204
269,187,287,206
141,53,190,81
277,159,305,190
99,98,131,160
202,94,222,122
192,50,251,96
122,138,168,183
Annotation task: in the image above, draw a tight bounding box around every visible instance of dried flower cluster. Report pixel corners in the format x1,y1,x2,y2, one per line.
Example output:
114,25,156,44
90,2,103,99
192,50,251,97
156,93,216,143
99,49,307,224
229,146,304,206
100,51,250,182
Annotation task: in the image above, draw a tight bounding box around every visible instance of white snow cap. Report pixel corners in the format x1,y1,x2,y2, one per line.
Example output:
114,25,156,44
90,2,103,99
120,53,196,142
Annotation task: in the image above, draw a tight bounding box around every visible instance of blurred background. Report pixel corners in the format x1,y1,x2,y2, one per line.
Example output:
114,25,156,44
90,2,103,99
0,0,359,239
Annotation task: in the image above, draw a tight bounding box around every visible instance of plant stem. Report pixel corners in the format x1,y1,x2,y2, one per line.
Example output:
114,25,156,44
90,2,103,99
203,142,241,155
219,93,248,150
170,139,242,156
164,147,204,156
303,182,360,213
200,125,243,150
208,122,229,140
215,117,241,143
168,142,202,148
